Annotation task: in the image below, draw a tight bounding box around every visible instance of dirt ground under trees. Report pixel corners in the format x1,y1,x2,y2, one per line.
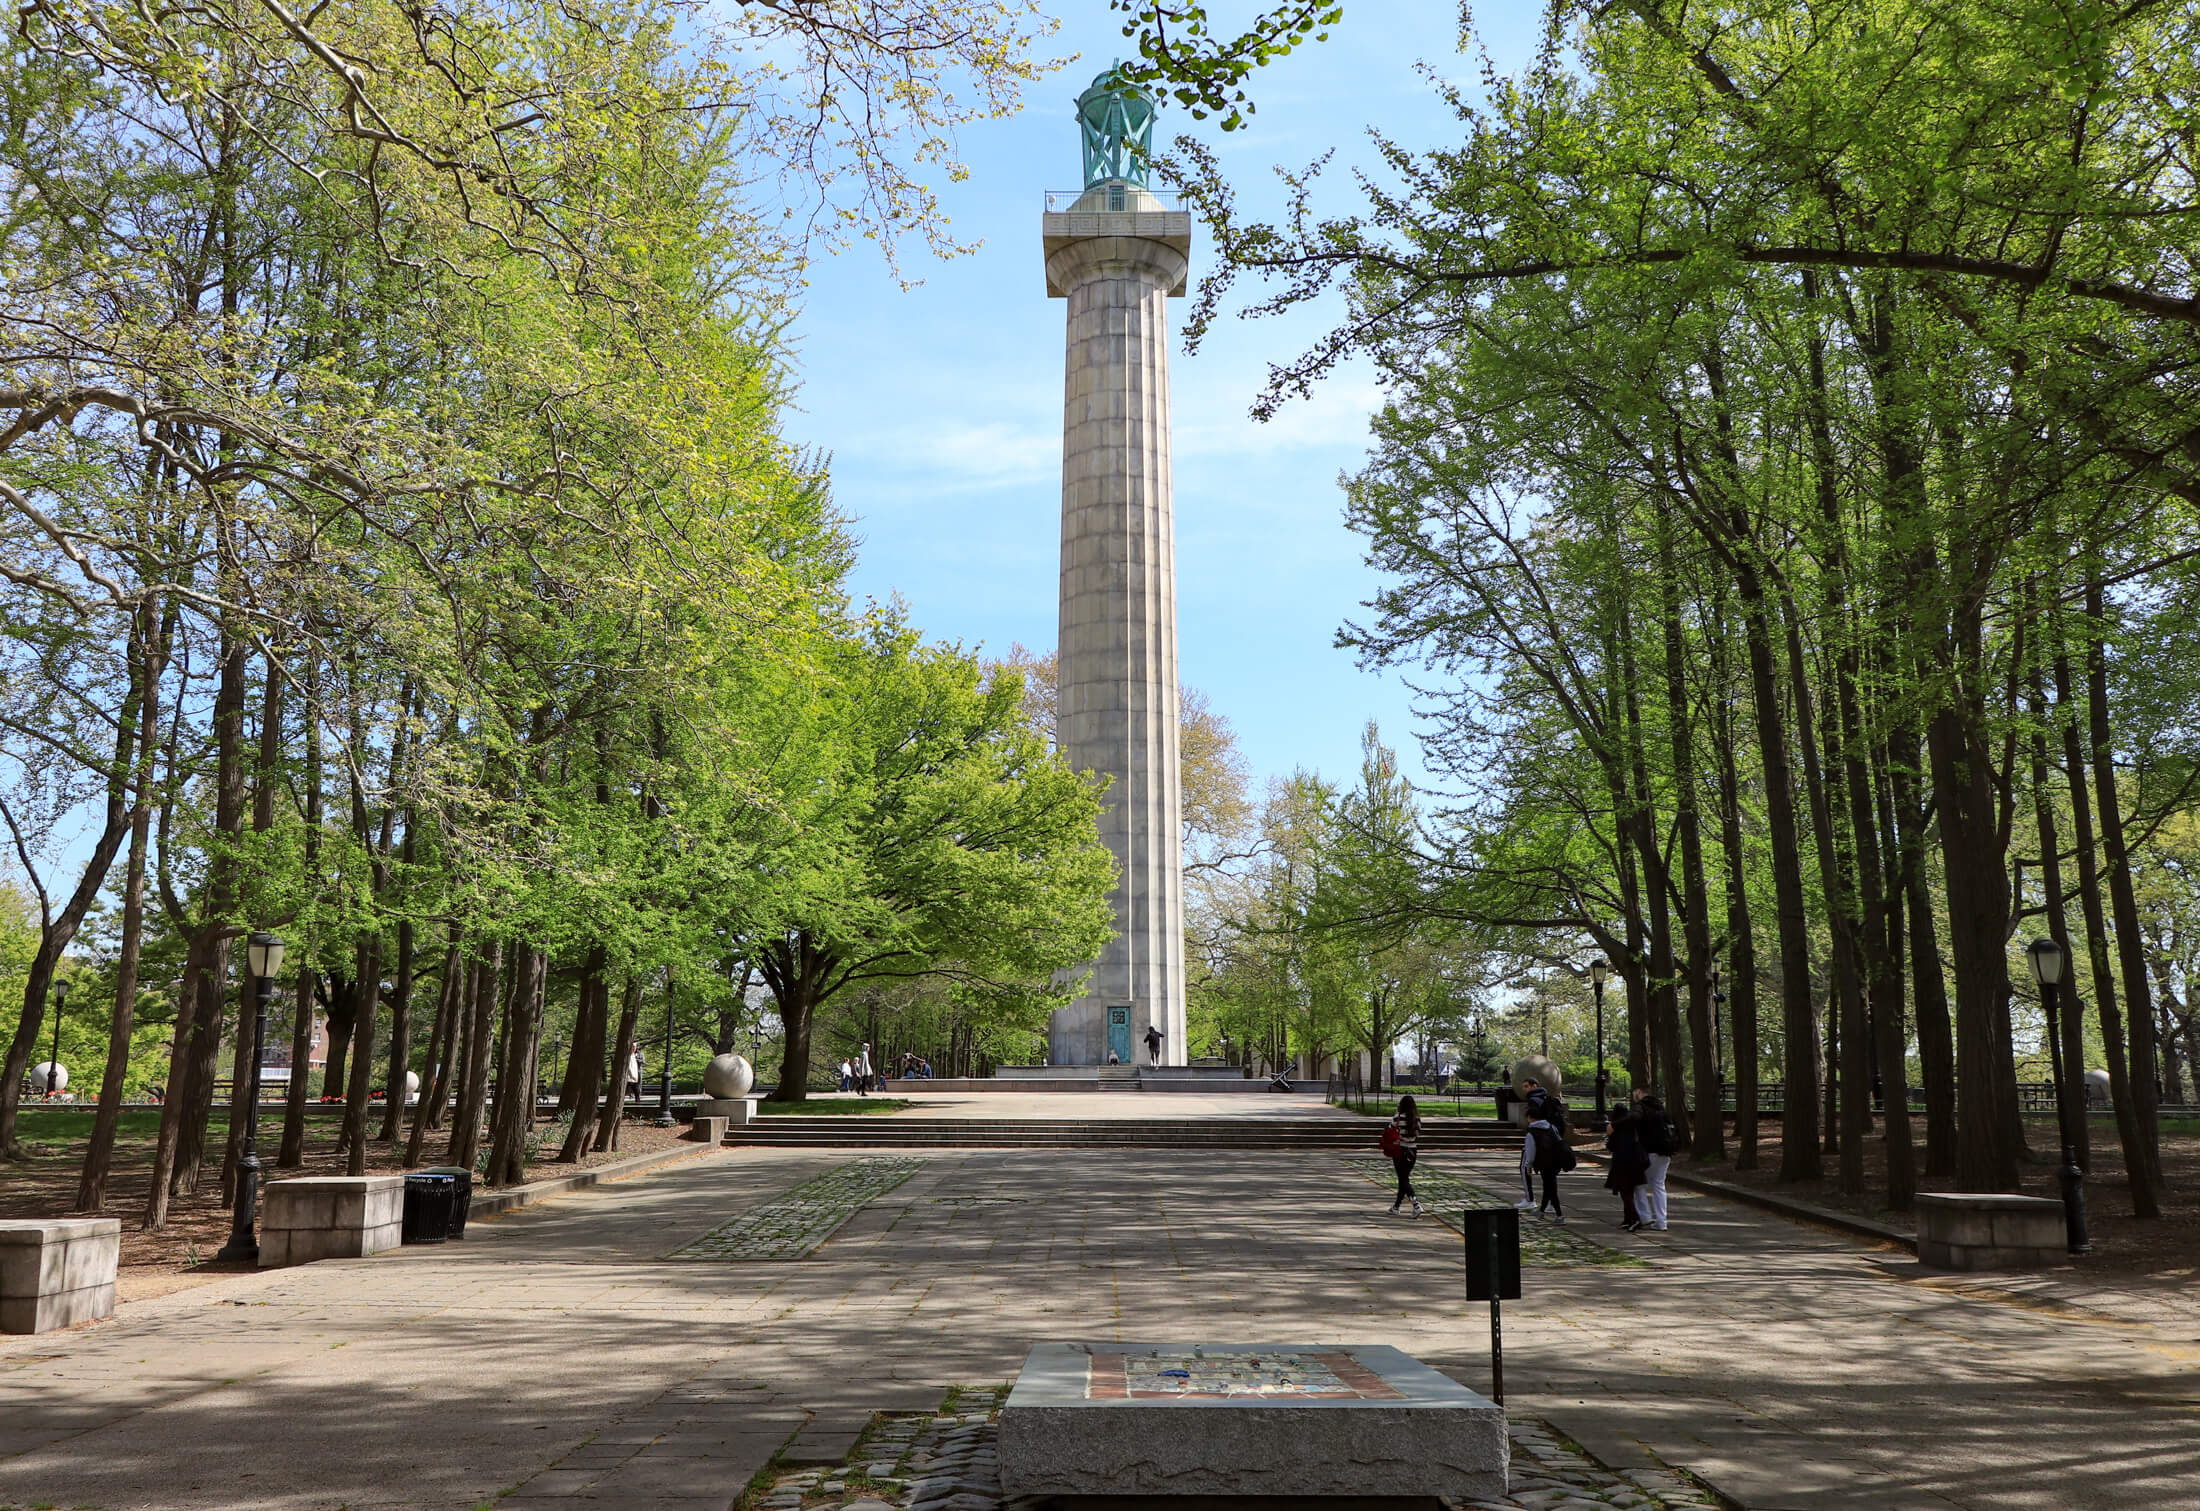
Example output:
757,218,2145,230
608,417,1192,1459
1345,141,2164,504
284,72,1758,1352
1677,1111,2199,1275
0,1106,691,1299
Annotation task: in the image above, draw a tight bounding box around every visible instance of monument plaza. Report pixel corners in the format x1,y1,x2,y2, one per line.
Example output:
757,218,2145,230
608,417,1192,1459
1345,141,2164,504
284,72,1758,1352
3,1107,2196,1510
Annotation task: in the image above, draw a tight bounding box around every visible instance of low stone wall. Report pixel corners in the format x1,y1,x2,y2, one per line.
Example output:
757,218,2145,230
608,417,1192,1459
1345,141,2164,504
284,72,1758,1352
0,1218,120,1333
1916,1193,2064,1270
261,1175,405,1268
687,1115,730,1143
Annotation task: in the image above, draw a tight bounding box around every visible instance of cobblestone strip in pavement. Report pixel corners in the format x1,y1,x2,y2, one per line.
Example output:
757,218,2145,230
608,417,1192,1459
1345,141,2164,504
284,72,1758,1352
741,1393,1725,1511
746,1391,1005,1511
668,1157,928,1261
1344,1159,1641,1267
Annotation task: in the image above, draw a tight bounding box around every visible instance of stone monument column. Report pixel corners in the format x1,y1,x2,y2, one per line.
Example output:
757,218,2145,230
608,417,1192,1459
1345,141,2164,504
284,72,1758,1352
1042,73,1191,1068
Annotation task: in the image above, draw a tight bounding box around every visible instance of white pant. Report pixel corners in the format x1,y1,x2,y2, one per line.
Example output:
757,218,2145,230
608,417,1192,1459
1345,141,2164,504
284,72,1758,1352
1642,1153,1671,1227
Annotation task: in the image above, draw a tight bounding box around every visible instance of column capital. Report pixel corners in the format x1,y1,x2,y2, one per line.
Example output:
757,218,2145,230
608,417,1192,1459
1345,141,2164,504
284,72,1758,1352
1042,216,1193,298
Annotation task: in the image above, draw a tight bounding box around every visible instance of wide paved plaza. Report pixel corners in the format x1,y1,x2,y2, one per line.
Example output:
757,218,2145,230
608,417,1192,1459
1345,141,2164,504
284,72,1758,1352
3,1132,2196,1510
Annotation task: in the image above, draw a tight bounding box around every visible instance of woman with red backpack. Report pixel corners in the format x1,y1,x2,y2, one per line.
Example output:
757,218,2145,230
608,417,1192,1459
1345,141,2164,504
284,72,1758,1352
1382,1095,1424,1217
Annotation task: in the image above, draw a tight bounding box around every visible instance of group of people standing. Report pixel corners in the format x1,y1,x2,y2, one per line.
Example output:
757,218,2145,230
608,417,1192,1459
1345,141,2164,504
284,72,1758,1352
1383,1077,1679,1234
837,1044,874,1094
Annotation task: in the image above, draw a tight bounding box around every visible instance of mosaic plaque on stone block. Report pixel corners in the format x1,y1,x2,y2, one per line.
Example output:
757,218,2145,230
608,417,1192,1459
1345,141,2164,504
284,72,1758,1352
999,1342,1507,1508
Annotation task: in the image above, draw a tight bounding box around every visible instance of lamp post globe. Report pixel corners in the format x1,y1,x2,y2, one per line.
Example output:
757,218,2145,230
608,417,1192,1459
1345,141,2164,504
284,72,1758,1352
219,933,284,1263
2025,936,2088,1254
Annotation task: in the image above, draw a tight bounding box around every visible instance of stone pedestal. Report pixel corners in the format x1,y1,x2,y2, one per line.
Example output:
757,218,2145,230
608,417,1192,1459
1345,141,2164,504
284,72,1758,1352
260,1176,405,1268
1000,1342,1507,1507
1042,183,1193,1069
1916,1193,2066,1270
0,1218,120,1334
695,1097,753,1125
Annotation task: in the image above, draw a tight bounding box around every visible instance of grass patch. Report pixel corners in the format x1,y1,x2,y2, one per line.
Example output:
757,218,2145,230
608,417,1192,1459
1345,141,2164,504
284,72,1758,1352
759,1097,912,1116
1336,1099,1498,1118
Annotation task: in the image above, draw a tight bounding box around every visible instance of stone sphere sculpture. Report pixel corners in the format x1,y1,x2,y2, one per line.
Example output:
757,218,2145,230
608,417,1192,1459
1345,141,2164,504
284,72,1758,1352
1511,1055,1563,1100
703,1053,754,1100
30,1061,67,1094
2084,1067,2112,1105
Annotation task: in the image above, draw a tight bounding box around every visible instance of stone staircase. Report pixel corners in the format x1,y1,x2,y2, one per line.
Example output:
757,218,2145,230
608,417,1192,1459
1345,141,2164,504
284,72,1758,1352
724,1116,1524,1151
1094,1066,1142,1091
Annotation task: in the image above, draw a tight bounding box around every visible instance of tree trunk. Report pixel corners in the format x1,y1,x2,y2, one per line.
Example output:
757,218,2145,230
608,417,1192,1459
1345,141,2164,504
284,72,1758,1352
2056,646,2155,1216
278,658,325,1168
1783,590,1869,1192
2028,657,2091,1170
141,936,208,1230
1658,520,1721,1158
341,934,381,1175
558,946,609,1163
594,973,646,1153
276,971,319,1168
376,916,415,1143
1892,722,1958,1177
1621,600,1691,1143
763,934,834,1102
78,602,167,1210
485,947,546,1185
407,932,462,1165
448,946,499,1172
0,704,142,1162
1712,592,1760,1169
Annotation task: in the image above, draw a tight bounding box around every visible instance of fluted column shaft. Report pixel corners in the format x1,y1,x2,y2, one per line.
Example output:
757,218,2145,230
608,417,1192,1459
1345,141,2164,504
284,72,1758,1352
1044,230,1188,1067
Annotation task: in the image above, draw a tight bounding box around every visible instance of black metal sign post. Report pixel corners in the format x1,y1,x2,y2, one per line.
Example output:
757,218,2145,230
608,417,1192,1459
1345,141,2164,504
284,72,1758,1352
1462,1208,1522,1406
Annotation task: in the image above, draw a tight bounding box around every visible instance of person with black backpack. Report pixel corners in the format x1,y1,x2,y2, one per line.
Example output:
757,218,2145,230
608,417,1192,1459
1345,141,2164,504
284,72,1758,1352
1526,1100,1571,1222
1603,1102,1651,1231
1633,1089,1675,1231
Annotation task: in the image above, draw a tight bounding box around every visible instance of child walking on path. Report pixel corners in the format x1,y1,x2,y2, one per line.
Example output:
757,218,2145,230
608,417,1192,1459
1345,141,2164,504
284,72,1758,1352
1385,1095,1424,1216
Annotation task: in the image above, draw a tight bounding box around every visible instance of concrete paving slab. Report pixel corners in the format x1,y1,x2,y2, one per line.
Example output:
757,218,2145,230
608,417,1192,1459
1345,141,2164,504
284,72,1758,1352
0,1143,2192,1508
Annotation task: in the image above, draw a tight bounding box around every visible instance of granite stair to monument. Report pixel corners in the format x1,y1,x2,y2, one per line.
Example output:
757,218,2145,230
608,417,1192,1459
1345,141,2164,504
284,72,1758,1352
725,1116,1523,1151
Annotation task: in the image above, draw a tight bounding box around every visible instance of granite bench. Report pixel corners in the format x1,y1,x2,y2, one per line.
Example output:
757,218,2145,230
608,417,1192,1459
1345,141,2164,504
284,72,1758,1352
686,1115,731,1143
260,1175,405,1268
0,1218,121,1333
1916,1192,2065,1270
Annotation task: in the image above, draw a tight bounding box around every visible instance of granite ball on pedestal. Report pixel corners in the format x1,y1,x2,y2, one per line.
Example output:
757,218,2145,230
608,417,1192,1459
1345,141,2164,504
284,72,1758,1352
29,1062,66,1094
703,1054,754,1100
1511,1054,1563,1099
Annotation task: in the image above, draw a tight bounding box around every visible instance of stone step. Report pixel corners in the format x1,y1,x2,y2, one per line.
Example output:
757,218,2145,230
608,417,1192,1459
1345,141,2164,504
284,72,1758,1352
725,1118,1523,1149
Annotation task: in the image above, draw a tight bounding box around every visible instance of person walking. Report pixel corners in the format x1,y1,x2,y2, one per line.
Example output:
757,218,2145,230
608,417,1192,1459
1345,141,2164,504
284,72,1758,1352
1604,1102,1650,1231
1527,1101,1568,1222
838,1058,853,1093
1144,1024,1164,1067
1514,1077,1553,1208
1384,1094,1424,1216
1633,1089,1674,1231
855,1043,873,1096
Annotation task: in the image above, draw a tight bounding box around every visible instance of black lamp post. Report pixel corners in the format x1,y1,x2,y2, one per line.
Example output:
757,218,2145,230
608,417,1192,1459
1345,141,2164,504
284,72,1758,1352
1590,957,1609,1115
1710,965,1727,1105
656,972,674,1124
2027,937,2090,1254
219,932,285,1264
46,977,69,1096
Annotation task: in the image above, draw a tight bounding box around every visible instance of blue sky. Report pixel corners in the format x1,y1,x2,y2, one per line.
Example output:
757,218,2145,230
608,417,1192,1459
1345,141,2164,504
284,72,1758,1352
794,2,1542,798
